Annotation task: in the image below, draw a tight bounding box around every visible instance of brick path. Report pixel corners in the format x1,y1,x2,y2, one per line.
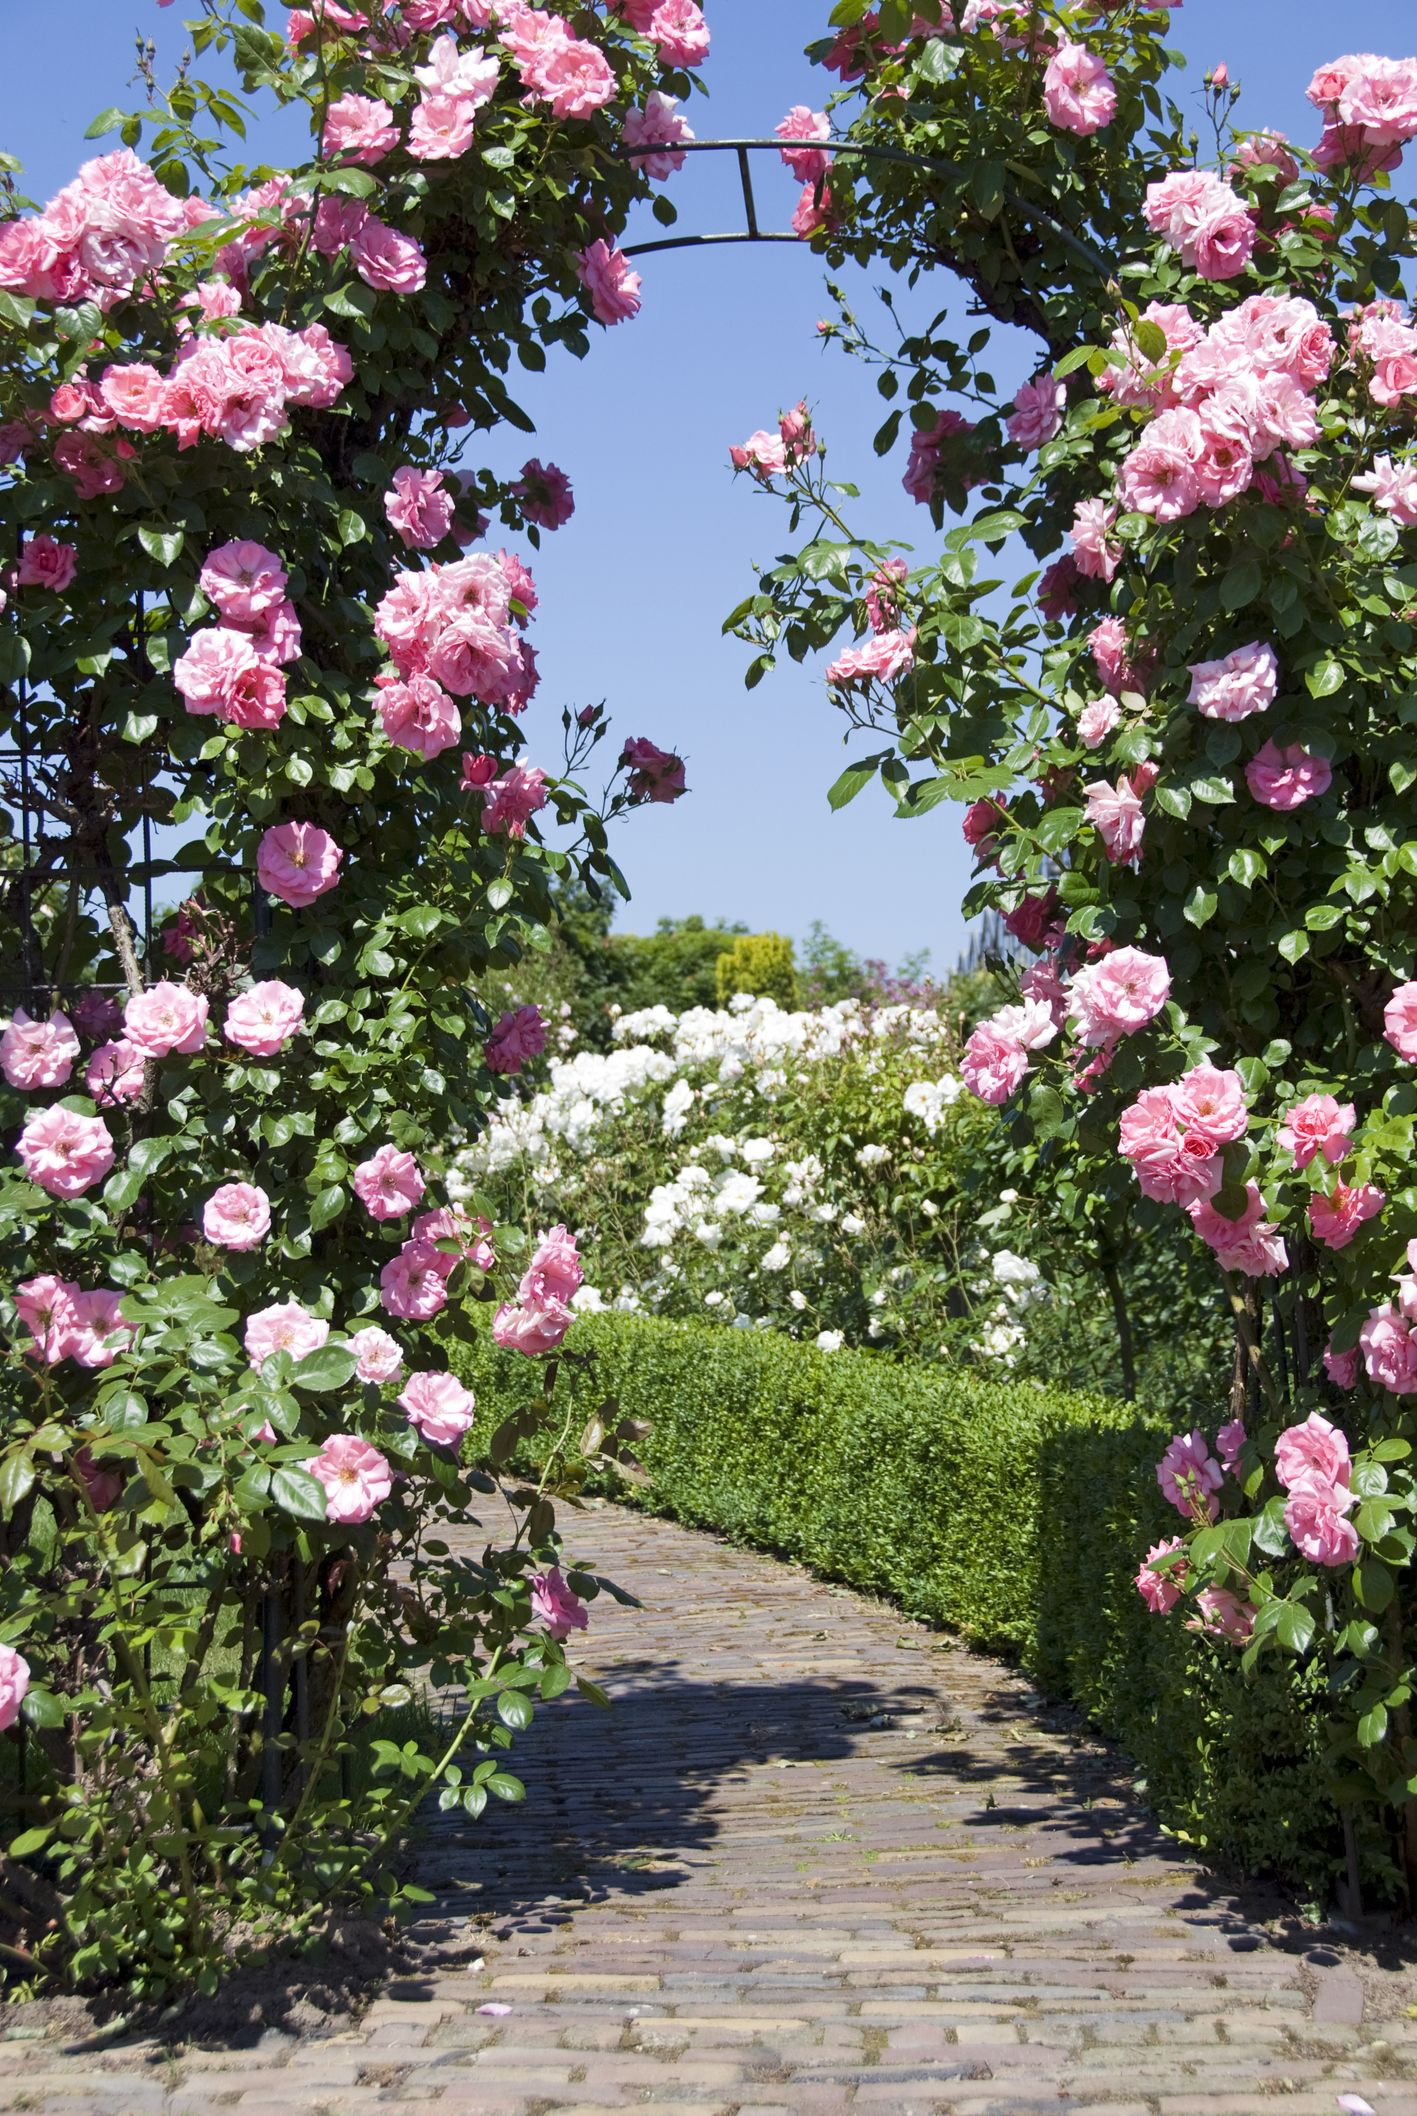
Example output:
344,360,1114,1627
6,1498,1417,2114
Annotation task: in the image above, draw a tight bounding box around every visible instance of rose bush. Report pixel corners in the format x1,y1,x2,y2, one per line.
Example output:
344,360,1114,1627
0,0,691,1989
731,1,1417,1884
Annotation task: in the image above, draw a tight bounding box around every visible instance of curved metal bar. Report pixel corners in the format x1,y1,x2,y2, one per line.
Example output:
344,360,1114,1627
621,230,802,258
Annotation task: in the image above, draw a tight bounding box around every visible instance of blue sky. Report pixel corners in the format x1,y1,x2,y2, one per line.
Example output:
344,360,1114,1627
6,0,1415,973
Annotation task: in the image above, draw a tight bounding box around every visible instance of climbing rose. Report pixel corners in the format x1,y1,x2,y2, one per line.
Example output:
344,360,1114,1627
324,92,398,163
1007,374,1066,450
398,1370,477,1446
1188,1182,1289,1277
1383,981,1417,1059
86,1038,145,1106
1361,1304,1417,1394
1069,498,1121,583
257,821,343,906
826,629,916,687
961,1024,1029,1106
492,1297,574,1355
530,1566,589,1640
224,981,306,1056
350,216,428,292
1085,775,1145,867
15,1275,82,1362
1190,1588,1256,1644
1157,1430,1223,1520
305,1435,393,1524
1245,741,1332,809
776,106,831,183
0,1646,30,1734
1076,700,1121,750
1325,1341,1361,1390
380,1241,451,1322
1217,1419,1247,1475
200,539,287,620
174,629,287,728
385,465,454,550
1174,1064,1249,1147
1,1009,79,1090
1187,641,1279,721
15,535,77,591
1278,1093,1355,1168
244,1301,329,1368
729,429,787,481
71,991,123,1040
486,1003,546,1075
1042,42,1117,136
576,240,641,326
1353,452,1417,525
621,737,686,803
1135,1538,1188,1614
1068,948,1171,1048
481,763,549,838
648,0,709,67
17,1106,115,1198
203,1182,272,1251
353,1145,426,1221
1285,1479,1359,1567
1117,1086,1222,1207
1308,1179,1385,1251
623,91,694,179
519,1224,583,1306
513,458,575,530
1275,1411,1352,1491
123,984,209,1058
351,1325,404,1384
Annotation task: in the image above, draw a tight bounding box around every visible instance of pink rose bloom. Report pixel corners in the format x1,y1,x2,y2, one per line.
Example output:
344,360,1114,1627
1308,1179,1384,1251
1007,373,1066,450
224,980,306,1057
408,91,480,162
350,216,428,293
1043,41,1116,136
576,240,641,326
729,428,788,482
415,1204,495,1273
1189,1588,1255,1644
961,1024,1029,1106
1353,452,1417,527
1337,55,1417,145
1275,1411,1352,1492
1068,947,1171,1049
826,628,917,687
1089,616,1143,698
1245,740,1332,810
1324,1339,1361,1391
1069,498,1121,583
17,1106,115,1198
486,1002,547,1075
1383,980,1417,1060
1076,699,1121,750
324,92,399,164
513,457,575,530
16,535,77,592
1174,1064,1248,1148
776,105,831,183
1118,1086,1222,1207
492,1297,574,1355
648,0,709,66
15,1274,82,1362
86,1037,145,1106
240,598,303,667
377,673,462,761
1216,1418,1247,1475
385,465,455,551
901,408,978,508
70,1290,134,1371
1285,1479,1358,1568
174,627,288,730
353,1144,426,1221
483,763,549,838
519,1223,583,1306
399,1369,477,1446
257,821,343,907
1,1008,79,1090
245,1300,329,1368
1187,1183,1287,1275
71,991,123,1040
1085,775,1145,867
1361,1302,1417,1394
621,737,687,804
351,1325,404,1384
1117,406,1203,520
99,363,168,431
203,1181,272,1251
1135,1538,1188,1614
1190,195,1259,281
1156,1429,1223,1521
1277,1092,1354,1169
0,1646,30,1735
530,1565,589,1640
305,1434,393,1525
865,558,909,635
380,1240,452,1322
1187,640,1279,722
124,983,209,1059
622,89,694,179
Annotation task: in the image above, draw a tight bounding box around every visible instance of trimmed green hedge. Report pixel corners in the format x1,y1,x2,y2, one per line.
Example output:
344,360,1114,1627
456,1314,1338,1895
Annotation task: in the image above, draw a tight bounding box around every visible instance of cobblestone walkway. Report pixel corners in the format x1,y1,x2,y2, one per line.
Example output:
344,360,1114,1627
7,1499,1417,2115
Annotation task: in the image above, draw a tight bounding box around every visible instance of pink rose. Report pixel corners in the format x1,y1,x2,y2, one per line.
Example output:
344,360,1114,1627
71,991,123,1040
74,1443,124,1506
775,105,831,184
1,1008,79,1090
530,1565,588,1640
15,1274,82,1362
1068,947,1171,1049
1189,1588,1255,1644
1216,1419,1247,1475
415,1205,495,1272
1284,1479,1359,1568
1274,1410,1351,1492
519,1223,583,1306
1384,980,1417,1060
960,1024,1028,1106
1118,1086,1222,1207
1069,498,1121,582
576,239,641,326
17,1106,115,1198
409,91,479,161
1190,195,1259,281
482,764,549,838
492,1297,574,1356
1277,1092,1354,1169
1245,740,1332,810
1076,700,1121,751
1042,41,1116,136
398,1369,477,1446
353,1144,426,1221
385,465,455,550
174,627,287,729
86,1037,146,1106
377,673,462,762
1156,1429,1223,1521
71,1290,133,1370
124,983,209,1058
1361,1303,1417,1394
1117,406,1203,521
1135,1538,1187,1614
1085,775,1145,867
244,1300,329,1368
203,1181,272,1251
1174,1064,1248,1148
350,216,428,292
257,821,343,907
323,92,399,164
648,0,709,67
1353,451,1417,527
620,737,686,804
0,1645,30,1734
380,1239,451,1321
1187,640,1279,722
826,628,917,687
351,1325,404,1384
305,1434,393,1524
16,534,77,592
1308,1179,1384,1251
513,457,575,531
1324,1339,1361,1391
486,1003,547,1075
224,980,306,1057
729,428,788,482
1006,373,1066,450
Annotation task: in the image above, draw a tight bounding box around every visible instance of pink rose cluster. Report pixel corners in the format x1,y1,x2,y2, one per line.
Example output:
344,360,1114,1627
380,1206,495,1324
1118,1064,1247,1208
1067,946,1170,1051
354,1144,426,1222
15,1274,133,1368
624,92,695,180
492,1222,582,1357
513,458,575,531
1113,293,1332,523
1275,1411,1357,1567
621,737,686,804
500,3,616,117
776,106,831,184
385,466,456,551
310,196,428,294
374,551,538,713
1,1008,80,1091
902,409,979,507
826,627,916,690
407,34,501,159
101,322,352,455
174,539,303,730
1353,451,1417,527
1156,1429,1224,1523
0,150,189,308
1359,1240,1417,1396
961,997,1057,1106
486,1002,547,1075
608,0,710,68
1143,169,1257,284
1347,300,1417,411
729,402,819,485
481,762,549,838
1307,53,1417,177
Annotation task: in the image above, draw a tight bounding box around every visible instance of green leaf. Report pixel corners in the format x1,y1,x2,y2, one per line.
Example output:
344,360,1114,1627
8,1826,53,1858
271,1465,331,1522
138,526,185,568
1274,1601,1315,1655
487,878,514,910
1184,885,1218,927
962,509,1027,544
1358,1703,1390,1748
497,1690,534,1731
1277,929,1310,964
485,1770,525,1802
85,105,128,140
1355,1560,1394,1613
21,1688,64,1731
1054,343,1103,380
0,1450,36,1514
308,1183,347,1232
827,758,878,811
1220,560,1262,611
290,1346,358,1393
1133,318,1169,363
1305,656,1345,699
